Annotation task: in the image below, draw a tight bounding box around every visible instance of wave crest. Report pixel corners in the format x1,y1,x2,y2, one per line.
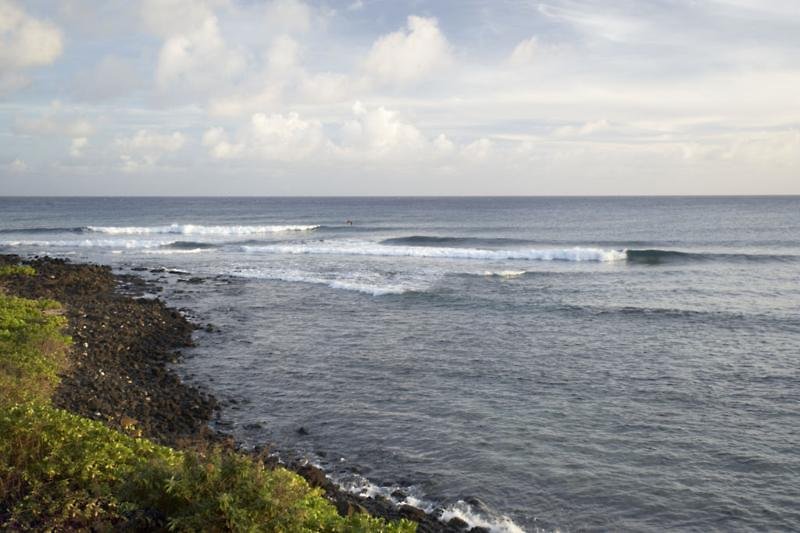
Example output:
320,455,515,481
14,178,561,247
86,224,319,235
243,241,625,262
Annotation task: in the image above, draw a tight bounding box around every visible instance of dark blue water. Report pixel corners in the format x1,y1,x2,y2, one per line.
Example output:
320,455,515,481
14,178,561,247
1,197,799,531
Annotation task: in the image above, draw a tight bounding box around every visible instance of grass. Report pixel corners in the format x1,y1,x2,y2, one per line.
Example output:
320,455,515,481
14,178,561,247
0,276,416,532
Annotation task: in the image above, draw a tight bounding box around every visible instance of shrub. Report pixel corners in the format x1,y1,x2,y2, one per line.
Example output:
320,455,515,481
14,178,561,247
0,292,416,532
0,404,415,532
0,265,36,277
0,294,70,406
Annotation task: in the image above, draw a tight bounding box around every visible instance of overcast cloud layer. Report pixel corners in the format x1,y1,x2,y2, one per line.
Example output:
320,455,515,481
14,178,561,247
1,0,799,195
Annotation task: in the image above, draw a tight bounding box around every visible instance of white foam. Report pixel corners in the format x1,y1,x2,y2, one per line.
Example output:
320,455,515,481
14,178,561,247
229,268,420,295
441,500,526,533
483,270,527,278
142,248,208,255
338,475,527,533
1,239,176,249
86,223,319,235
243,241,626,262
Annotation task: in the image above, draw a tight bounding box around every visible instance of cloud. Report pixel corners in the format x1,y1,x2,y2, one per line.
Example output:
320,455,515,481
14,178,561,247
6,158,27,173
538,3,645,43
115,129,186,171
363,16,452,85
155,16,246,94
70,137,88,158
553,119,611,138
508,37,538,66
204,112,324,160
203,102,458,163
461,138,493,160
263,0,312,34
141,0,246,99
0,0,63,94
14,114,93,138
339,101,425,156
140,0,224,38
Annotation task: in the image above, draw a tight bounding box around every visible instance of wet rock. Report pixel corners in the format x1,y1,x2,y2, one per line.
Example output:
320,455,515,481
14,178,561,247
335,498,368,517
447,517,469,530
391,490,407,501
297,426,309,436
296,463,327,488
399,505,429,522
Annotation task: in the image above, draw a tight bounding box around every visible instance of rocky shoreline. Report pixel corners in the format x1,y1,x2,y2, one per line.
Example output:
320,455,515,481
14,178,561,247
0,254,479,533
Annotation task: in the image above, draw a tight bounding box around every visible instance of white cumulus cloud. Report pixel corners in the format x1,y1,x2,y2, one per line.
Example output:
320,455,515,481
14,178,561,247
204,112,324,161
69,137,88,158
0,0,63,94
115,130,186,171
363,16,452,85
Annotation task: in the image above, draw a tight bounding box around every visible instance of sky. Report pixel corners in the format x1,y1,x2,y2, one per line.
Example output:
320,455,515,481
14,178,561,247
1,0,798,196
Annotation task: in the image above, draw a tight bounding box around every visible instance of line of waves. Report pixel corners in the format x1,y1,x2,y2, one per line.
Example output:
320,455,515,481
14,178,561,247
0,224,321,236
3,233,797,266
0,226,84,234
85,223,320,235
0,239,179,249
381,235,537,247
243,242,626,262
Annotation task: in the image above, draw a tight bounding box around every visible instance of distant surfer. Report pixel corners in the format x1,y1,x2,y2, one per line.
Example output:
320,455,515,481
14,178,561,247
346,219,353,226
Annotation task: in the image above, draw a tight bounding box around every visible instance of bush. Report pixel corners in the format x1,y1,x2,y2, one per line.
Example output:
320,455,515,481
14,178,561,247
0,264,36,277
0,294,70,406
0,292,415,532
0,404,415,532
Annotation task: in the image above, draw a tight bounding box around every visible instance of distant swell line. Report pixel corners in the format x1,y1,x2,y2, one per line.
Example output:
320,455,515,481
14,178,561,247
0,226,84,234
86,223,320,235
625,249,800,264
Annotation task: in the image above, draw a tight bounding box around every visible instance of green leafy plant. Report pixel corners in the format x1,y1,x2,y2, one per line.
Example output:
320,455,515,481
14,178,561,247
0,292,416,532
0,265,36,277
0,294,70,406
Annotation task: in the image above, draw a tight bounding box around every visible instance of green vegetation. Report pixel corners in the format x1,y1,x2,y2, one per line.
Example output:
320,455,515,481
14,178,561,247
0,291,415,532
0,264,36,277
0,293,69,406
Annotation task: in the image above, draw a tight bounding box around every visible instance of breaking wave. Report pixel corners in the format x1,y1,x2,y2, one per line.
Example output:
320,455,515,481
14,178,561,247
86,224,320,235
242,241,625,262
338,474,525,533
228,269,424,296
482,270,527,278
0,239,177,249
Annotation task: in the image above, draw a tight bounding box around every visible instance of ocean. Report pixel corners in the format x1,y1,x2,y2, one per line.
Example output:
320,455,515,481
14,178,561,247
1,196,798,531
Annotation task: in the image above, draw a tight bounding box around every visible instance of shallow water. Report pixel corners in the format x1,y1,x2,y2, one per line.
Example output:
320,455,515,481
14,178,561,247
2,196,799,531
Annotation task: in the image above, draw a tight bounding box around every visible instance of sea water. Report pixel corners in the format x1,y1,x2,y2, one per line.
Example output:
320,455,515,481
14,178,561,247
1,196,798,531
